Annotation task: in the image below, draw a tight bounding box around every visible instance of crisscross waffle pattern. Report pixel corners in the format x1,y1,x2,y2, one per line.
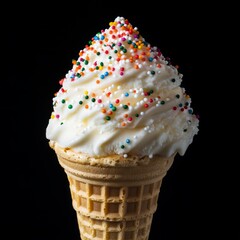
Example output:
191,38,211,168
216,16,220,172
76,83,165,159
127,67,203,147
68,175,162,239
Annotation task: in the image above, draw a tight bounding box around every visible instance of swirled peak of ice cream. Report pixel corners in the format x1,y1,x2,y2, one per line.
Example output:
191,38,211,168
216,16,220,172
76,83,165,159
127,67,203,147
46,16,199,158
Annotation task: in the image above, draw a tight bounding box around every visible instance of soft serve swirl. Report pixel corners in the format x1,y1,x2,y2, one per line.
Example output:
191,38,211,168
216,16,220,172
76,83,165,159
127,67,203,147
46,16,199,158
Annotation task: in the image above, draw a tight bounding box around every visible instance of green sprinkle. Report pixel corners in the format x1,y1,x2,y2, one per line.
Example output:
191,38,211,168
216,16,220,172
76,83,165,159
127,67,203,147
84,60,88,65
91,98,96,102
121,145,125,149
100,62,104,66
161,101,165,105
105,116,111,121
112,106,117,111
61,99,66,104
123,105,128,109
85,95,89,99
135,113,139,117
68,104,73,109
79,101,83,105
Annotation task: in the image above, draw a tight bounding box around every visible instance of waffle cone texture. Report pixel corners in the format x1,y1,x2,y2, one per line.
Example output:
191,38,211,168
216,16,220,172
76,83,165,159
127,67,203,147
50,141,175,240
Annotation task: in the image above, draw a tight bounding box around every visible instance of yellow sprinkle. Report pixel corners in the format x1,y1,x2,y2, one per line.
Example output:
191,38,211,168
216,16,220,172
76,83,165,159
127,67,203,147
51,114,55,119
84,90,88,95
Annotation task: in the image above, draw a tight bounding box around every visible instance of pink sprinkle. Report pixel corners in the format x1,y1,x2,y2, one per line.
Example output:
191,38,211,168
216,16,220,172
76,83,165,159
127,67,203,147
128,117,133,121
121,37,126,41
56,114,60,119
97,99,102,103
120,72,124,76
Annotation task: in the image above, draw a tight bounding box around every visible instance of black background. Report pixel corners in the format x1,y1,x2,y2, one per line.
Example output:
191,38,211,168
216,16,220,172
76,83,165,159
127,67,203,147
4,2,236,240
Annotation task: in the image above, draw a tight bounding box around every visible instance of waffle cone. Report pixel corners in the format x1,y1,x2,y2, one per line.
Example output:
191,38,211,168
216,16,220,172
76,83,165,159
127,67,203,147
51,142,175,240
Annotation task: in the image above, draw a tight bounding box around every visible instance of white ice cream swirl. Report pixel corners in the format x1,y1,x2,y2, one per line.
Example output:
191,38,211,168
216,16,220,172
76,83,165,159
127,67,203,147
46,16,199,158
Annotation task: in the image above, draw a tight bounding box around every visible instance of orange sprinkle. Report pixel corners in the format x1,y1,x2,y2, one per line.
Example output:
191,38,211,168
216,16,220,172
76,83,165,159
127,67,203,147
101,109,106,113
96,80,100,84
134,64,139,69
91,93,96,97
72,59,77,65
85,105,89,109
121,122,126,127
108,111,113,115
124,114,128,118
86,55,90,61
129,57,134,63
104,38,109,42
89,68,94,72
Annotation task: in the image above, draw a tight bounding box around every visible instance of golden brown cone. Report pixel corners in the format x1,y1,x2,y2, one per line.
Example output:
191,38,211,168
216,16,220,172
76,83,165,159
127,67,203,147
50,141,175,240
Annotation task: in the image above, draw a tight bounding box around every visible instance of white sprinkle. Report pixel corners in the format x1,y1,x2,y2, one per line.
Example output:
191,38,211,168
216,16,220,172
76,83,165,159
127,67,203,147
123,154,128,158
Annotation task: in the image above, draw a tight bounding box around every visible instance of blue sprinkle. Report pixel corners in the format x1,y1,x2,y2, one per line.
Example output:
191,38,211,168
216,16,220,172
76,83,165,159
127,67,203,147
125,92,129,97
100,75,105,79
100,35,105,40
109,103,113,108
104,72,109,76
126,139,131,144
149,57,153,62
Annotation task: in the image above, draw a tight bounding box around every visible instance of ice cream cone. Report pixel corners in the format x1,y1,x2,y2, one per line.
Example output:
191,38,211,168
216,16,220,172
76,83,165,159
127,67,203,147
51,141,175,240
